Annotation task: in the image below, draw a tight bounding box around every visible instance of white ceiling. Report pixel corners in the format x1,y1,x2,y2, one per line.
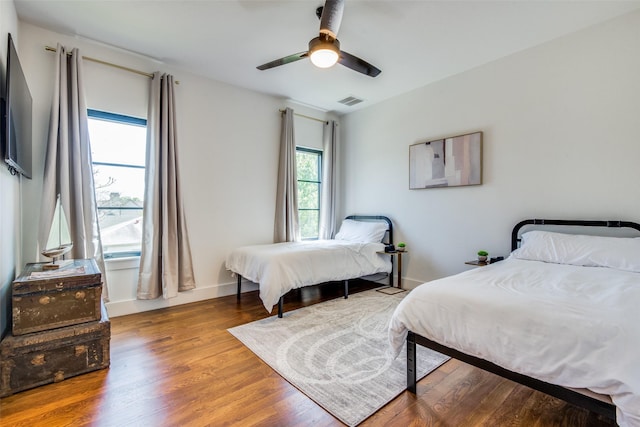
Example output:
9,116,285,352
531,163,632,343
14,0,640,115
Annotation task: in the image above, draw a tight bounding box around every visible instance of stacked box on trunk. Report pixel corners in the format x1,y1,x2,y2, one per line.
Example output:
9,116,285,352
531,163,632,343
11,259,103,335
0,259,110,398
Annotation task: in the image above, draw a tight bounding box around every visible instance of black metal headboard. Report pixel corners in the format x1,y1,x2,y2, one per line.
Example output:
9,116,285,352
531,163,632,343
345,215,393,245
511,219,640,251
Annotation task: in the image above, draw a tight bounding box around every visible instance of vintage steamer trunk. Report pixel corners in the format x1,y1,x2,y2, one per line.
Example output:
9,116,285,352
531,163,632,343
0,302,110,397
12,259,102,335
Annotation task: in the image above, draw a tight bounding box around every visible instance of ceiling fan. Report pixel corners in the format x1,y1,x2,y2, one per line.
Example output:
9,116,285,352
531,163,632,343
256,0,381,77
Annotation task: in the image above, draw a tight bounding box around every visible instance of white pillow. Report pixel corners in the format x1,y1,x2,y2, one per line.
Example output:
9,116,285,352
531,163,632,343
334,219,388,243
510,230,640,272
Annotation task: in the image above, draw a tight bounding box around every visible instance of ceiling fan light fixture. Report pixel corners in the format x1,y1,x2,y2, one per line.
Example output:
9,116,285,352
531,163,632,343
309,36,340,68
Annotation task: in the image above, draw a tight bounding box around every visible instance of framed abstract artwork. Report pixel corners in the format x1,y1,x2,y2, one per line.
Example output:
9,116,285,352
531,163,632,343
409,131,482,189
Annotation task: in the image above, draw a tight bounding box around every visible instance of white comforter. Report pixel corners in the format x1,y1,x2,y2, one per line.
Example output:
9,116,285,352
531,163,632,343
388,258,640,427
226,240,391,313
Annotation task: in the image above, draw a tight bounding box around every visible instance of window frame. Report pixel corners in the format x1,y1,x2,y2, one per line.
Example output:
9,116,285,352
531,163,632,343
296,146,322,240
88,109,147,259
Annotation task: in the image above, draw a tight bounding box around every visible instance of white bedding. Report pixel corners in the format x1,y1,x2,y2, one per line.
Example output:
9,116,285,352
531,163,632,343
388,258,640,426
226,240,391,313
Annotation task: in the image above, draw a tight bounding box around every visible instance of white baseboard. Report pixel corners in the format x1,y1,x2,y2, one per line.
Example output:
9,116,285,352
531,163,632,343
105,276,425,318
399,277,424,290
105,279,259,318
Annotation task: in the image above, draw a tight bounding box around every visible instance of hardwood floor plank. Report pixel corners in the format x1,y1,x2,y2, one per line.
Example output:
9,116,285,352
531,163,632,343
0,280,617,426
460,375,518,426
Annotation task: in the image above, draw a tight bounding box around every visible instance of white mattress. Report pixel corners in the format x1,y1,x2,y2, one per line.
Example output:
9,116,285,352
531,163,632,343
226,240,391,313
388,258,640,427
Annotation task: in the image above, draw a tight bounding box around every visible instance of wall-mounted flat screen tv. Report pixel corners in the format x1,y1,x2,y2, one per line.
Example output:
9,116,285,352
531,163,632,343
2,33,32,179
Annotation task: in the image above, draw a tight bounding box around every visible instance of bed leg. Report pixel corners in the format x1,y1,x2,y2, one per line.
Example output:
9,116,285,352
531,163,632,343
278,296,283,318
236,274,242,301
407,331,417,393
344,280,349,299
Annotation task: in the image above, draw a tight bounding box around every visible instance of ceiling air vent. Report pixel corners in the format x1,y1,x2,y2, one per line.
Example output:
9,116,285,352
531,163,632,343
338,96,364,107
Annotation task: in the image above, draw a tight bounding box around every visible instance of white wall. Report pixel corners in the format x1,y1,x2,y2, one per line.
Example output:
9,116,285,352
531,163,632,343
13,8,638,318
0,0,19,337
16,22,334,317
340,10,640,289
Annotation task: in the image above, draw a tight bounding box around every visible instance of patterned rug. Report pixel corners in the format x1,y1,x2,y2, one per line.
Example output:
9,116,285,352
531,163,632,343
228,288,449,426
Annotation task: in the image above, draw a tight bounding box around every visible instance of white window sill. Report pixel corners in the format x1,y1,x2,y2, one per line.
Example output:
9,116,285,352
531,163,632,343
105,256,140,271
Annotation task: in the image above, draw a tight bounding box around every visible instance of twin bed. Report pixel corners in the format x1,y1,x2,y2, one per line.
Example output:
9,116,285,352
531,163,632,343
389,219,640,426
226,215,394,317
227,216,639,424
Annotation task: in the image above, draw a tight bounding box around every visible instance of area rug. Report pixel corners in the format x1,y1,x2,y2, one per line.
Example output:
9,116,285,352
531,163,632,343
228,288,449,426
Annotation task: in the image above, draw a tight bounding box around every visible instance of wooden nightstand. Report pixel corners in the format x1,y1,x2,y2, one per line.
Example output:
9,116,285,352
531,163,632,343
465,260,488,267
465,256,504,267
377,250,407,289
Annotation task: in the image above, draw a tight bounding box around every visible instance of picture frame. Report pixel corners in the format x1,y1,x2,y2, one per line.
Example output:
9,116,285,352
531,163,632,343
409,131,482,189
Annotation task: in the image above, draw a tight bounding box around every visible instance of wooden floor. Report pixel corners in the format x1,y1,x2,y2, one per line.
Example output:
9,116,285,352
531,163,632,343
0,281,615,427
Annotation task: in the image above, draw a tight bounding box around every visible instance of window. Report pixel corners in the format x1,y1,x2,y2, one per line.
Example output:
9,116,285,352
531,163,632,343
296,147,322,240
88,110,147,258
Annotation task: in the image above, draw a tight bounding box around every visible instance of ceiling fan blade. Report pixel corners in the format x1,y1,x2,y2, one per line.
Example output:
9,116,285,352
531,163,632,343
257,51,309,70
338,51,382,77
319,0,344,38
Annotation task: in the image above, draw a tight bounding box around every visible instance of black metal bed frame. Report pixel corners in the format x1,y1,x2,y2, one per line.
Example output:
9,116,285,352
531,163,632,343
407,218,640,421
511,218,640,251
236,214,394,318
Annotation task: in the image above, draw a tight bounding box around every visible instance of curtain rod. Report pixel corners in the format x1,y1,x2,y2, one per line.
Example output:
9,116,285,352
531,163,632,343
44,46,180,84
280,109,327,124
45,45,153,78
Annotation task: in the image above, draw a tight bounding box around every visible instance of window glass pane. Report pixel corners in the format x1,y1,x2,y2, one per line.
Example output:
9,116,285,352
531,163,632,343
299,210,319,240
297,151,319,181
297,181,319,210
296,147,321,240
93,164,144,255
88,110,146,257
93,164,145,205
89,119,146,166
99,210,143,254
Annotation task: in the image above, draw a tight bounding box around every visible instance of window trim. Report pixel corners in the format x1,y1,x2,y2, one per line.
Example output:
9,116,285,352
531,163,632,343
88,109,147,259
88,109,146,126
296,146,322,240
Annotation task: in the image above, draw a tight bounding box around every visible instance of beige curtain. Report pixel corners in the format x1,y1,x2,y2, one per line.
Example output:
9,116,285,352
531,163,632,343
274,108,300,243
137,72,195,299
38,44,109,300
319,120,338,239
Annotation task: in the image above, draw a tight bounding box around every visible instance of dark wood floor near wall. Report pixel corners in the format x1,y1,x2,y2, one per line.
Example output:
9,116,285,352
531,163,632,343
0,280,615,427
